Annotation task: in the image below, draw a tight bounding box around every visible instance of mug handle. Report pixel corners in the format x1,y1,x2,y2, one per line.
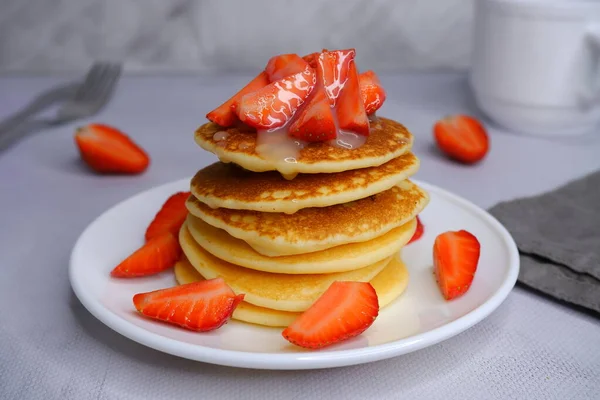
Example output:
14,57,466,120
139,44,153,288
580,26,600,108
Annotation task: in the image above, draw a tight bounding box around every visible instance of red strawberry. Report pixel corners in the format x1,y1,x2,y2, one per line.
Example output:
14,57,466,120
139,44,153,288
145,192,190,242
318,49,355,107
407,216,424,244
288,84,336,142
302,52,320,68
265,54,310,82
433,230,481,300
335,58,370,136
133,278,244,332
111,233,181,278
282,281,379,349
206,71,270,127
359,70,386,115
74,124,150,174
433,115,489,164
237,67,316,130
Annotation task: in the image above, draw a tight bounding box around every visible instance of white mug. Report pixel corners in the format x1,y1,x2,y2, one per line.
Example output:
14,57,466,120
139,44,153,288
470,0,600,136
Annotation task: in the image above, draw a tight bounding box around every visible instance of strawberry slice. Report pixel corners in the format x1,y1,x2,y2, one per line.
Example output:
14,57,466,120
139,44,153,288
206,71,270,127
282,281,379,349
288,85,336,142
335,58,370,136
237,67,316,130
359,70,386,115
318,49,355,107
74,124,150,174
433,115,489,164
133,278,244,331
407,216,424,244
111,233,181,278
265,54,310,82
302,52,320,68
145,192,190,242
433,230,481,300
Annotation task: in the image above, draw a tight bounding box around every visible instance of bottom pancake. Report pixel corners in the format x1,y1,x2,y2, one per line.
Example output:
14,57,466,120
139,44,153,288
180,223,391,312
174,254,410,327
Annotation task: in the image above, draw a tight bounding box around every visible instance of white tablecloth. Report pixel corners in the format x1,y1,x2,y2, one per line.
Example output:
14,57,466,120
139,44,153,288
1,73,599,400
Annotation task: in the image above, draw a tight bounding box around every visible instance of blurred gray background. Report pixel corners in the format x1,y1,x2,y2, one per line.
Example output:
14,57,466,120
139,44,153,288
0,0,474,73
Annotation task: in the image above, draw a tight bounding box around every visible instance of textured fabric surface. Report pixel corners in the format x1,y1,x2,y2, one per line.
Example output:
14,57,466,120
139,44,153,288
0,0,474,73
489,171,600,314
1,73,599,399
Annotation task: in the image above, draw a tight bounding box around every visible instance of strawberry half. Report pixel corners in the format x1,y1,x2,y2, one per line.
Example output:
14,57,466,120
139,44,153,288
133,278,244,332
111,232,181,278
265,54,310,82
282,281,379,349
332,53,370,136
145,192,190,242
433,115,489,164
206,71,270,127
433,230,481,300
302,52,320,68
74,124,150,174
318,49,355,107
288,83,336,142
359,70,386,115
237,67,316,130
407,216,424,244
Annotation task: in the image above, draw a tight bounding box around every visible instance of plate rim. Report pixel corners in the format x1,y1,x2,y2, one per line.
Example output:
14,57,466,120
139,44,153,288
69,177,520,370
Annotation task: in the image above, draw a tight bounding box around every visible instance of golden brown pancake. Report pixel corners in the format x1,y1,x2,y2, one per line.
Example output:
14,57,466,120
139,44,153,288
174,254,410,327
185,213,416,274
186,180,429,256
190,153,419,213
194,117,413,177
179,223,391,312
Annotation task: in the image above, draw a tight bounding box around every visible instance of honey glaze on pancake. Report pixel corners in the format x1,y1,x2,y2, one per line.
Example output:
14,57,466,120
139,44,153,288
190,153,419,213
186,180,430,257
195,117,413,177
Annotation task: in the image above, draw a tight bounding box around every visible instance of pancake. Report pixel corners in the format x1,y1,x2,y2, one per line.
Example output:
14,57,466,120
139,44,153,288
180,223,391,312
174,255,410,327
190,153,419,213
187,180,429,256
194,117,413,177
186,213,416,274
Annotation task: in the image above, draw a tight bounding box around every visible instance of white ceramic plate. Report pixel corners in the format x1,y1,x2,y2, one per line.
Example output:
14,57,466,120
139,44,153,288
69,178,519,370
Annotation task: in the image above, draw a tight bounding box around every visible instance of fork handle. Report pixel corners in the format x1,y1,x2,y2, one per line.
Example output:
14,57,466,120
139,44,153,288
0,119,56,153
0,83,79,134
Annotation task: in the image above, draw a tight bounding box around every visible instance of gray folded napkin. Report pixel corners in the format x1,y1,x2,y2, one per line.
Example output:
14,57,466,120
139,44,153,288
489,170,600,315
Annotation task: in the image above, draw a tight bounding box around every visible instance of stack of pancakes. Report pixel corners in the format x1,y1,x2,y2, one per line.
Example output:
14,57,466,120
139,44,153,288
176,117,429,327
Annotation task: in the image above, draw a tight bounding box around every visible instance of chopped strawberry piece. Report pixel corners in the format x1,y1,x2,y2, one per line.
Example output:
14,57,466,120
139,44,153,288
237,67,316,130
145,192,190,242
335,58,370,136
359,70,386,115
282,281,379,349
318,49,355,107
133,278,244,331
74,124,150,174
265,54,310,82
206,71,269,127
302,52,320,68
288,85,336,142
111,233,181,278
433,115,489,164
407,216,424,244
433,230,481,300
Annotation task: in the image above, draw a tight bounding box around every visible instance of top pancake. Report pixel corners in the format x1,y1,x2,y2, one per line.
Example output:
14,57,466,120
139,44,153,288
194,117,413,177
190,153,419,213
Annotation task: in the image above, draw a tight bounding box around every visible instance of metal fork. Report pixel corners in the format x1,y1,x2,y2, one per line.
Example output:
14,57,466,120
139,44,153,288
0,62,122,152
